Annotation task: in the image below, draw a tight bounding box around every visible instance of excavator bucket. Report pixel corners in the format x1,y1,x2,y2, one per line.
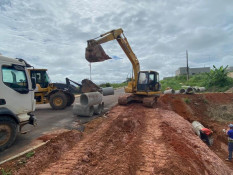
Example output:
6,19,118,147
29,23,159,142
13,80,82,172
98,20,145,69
85,44,111,62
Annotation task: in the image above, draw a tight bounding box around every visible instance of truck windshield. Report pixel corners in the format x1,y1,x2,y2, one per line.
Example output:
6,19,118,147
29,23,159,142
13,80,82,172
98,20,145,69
2,65,28,93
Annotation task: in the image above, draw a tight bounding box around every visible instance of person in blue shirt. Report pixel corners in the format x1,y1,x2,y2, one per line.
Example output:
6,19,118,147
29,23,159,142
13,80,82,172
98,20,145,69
225,123,233,161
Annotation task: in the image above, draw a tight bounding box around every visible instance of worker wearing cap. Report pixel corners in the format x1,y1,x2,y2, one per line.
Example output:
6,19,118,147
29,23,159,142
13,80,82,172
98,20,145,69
199,128,213,146
224,124,233,161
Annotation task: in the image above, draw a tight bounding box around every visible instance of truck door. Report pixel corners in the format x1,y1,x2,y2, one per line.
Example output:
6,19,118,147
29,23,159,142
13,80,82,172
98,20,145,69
0,64,35,116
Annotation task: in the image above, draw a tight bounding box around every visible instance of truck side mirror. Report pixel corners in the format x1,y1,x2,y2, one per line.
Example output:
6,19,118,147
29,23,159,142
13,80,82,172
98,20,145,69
31,77,36,90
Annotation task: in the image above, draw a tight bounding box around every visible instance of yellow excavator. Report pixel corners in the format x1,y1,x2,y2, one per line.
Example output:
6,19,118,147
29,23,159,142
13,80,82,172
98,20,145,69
85,28,161,107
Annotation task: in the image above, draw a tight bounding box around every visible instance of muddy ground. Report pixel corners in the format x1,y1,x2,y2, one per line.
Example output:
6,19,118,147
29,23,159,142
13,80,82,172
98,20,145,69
1,93,233,175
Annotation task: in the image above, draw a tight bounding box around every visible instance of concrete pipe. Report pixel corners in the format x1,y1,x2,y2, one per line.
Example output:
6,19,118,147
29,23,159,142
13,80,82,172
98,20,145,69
102,87,114,96
73,103,94,117
101,102,104,111
191,121,214,145
94,103,103,115
186,87,194,94
192,87,197,92
164,89,175,94
80,92,103,106
191,121,204,136
180,89,186,94
195,87,200,92
199,87,206,92
174,90,180,94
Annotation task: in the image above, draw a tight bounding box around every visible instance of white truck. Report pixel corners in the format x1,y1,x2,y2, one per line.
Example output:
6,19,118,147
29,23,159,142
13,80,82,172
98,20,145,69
0,55,37,151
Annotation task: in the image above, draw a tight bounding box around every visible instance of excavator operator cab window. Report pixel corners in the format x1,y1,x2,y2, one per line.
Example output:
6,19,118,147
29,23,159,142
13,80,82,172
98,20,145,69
149,74,155,84
137,71,159,92
137,72,149,91
138,72,148,84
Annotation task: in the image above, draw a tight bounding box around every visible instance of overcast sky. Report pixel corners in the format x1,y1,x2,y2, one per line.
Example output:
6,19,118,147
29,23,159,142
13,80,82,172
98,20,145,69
0,0,233,84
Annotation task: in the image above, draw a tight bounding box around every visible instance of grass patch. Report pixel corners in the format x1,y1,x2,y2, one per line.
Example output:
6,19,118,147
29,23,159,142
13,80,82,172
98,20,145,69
184,98,191,104
99,82,127,89
0,168,12,175
26,151,35,158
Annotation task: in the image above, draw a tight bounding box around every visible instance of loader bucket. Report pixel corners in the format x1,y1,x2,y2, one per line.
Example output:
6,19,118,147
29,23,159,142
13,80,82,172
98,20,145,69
85,44,111,62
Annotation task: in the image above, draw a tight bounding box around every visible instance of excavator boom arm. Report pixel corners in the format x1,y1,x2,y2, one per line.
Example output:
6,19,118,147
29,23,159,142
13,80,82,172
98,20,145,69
86,28,140,90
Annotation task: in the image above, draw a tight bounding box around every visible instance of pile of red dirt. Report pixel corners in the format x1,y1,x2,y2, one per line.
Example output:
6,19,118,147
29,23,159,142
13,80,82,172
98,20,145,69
158,93,233,169
1,93,233,174
1,130,82,174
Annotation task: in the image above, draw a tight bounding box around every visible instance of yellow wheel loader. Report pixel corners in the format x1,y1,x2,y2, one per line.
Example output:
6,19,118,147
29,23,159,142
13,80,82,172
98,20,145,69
86,28,161,107
28,69,81,110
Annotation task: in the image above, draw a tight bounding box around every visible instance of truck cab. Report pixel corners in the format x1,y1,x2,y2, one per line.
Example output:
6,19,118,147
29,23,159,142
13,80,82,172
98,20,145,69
0,55,36,151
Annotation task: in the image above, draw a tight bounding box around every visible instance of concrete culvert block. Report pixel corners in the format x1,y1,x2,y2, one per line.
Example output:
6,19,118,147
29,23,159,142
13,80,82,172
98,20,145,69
193,87,197,92
180,89,186,94
164,89,175,94
94,103,103,115
186,87,194,94
80,92,103,106
191,121,204,136
199,87,206,92
175,90,180,94
101,102,104,111
101,87,114,96
195,87,200,92
73,103,94,117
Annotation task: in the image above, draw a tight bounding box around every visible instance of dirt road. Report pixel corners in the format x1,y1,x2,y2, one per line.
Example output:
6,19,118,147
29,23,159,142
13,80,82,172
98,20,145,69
0,88,124,162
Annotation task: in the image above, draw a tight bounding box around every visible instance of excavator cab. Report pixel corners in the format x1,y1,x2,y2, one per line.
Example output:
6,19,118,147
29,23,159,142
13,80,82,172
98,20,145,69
85,28,161,107
137,71,160,92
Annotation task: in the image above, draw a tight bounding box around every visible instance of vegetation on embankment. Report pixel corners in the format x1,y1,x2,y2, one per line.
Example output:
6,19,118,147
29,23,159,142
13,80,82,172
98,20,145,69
100,82,128,89
161,66,233,92
99,66,233,92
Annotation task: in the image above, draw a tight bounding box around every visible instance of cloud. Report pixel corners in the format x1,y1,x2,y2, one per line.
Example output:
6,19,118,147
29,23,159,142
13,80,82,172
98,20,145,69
0,0,233,83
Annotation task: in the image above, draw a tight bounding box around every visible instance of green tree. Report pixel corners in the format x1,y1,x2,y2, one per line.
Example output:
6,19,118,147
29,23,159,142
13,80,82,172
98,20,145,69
206,65,230,87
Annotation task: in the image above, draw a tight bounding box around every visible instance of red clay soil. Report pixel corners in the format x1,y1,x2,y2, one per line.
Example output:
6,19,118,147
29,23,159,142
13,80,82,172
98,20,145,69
1,130,82,174
1,93,233,175
158,93,233,170
10,102,232,175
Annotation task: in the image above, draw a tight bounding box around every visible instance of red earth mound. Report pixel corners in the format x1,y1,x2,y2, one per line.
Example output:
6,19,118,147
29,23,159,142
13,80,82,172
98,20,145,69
1,93,233,174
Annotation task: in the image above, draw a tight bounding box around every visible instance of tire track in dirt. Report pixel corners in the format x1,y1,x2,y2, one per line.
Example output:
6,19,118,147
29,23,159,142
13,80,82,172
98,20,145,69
137,108,168,174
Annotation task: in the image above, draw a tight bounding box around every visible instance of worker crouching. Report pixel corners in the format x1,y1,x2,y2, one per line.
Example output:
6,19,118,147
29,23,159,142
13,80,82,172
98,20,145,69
199,128,213,146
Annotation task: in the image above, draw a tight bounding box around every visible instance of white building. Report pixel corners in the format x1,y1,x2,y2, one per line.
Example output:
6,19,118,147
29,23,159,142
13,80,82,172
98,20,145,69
175,67,210,76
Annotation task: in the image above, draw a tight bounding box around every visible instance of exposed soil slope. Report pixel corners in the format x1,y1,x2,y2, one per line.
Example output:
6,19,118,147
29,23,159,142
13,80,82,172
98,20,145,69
1,93,233,175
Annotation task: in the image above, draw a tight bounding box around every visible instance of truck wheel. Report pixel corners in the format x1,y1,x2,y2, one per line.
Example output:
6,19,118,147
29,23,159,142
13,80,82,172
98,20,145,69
49,92,68,110
66,94,75,106
0,117,17,152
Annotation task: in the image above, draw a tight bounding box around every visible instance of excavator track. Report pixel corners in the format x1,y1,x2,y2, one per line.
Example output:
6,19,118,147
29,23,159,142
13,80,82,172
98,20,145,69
142,96,158,108
118,94,133,105
118,94,159,108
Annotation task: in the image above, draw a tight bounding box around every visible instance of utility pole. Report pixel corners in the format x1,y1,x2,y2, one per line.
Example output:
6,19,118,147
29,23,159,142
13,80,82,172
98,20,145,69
186,50,189,80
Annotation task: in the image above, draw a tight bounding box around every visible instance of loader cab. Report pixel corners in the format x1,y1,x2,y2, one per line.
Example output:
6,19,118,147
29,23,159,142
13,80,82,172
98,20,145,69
137,71,160,92
29,69,51,89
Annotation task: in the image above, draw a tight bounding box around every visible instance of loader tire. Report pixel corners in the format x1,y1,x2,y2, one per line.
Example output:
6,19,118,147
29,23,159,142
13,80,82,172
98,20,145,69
66,94,75,106
50,92,68,110
0,117,17,152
